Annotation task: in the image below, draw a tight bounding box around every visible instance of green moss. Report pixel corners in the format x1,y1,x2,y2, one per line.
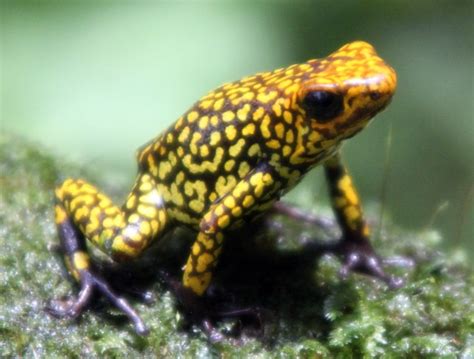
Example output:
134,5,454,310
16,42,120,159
1,133,473,358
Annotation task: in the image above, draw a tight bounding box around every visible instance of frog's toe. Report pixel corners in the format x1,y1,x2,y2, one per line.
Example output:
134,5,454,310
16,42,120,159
339,253,402,288
109,277,156,304
216,306,265,338
46,297,82,319
202,317,259,345
201,319,227,343
161,271,264,342
336,240,408,289
196,307,264,344
46,279,94,318
85,270,149,335
382,255,416,269
47,269,149,335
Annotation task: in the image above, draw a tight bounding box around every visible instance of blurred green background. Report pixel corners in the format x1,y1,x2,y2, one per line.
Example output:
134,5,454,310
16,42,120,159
1,1,473,252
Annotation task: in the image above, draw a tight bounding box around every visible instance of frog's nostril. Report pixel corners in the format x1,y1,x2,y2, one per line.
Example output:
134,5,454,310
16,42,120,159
370,91,382,101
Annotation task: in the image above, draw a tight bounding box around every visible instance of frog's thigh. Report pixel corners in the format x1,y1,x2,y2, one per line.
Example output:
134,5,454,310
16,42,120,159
324,153,369,239
182,165,277,296
54,174,168,280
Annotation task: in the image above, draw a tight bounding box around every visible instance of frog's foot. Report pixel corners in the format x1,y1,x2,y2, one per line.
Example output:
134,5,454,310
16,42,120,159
331,239,413,289
108,274,155,304
46,269,149,335
159,270,263,343
195,308,263,344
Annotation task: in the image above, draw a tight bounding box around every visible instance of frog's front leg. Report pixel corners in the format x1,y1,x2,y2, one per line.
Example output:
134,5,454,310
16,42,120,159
48,173,168,334
176,165,276,340
323,153,403,288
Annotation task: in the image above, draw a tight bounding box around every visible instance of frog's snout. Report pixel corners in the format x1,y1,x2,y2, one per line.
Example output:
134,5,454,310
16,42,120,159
351,61,397,117
368,65,397,112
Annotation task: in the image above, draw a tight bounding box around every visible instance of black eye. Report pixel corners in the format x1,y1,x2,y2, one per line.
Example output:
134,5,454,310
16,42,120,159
302,91,343,121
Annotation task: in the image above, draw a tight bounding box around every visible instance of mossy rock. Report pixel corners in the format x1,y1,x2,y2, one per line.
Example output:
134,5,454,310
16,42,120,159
1,133,473,358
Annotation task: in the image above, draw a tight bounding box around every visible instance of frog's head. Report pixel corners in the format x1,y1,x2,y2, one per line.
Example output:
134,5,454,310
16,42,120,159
296,41,397,145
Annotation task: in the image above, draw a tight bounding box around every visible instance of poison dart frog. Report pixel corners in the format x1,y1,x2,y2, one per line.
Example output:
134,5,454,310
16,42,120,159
50,41,400,336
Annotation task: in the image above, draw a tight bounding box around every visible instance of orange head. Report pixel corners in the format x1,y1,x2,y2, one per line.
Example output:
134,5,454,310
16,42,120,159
296,41,397,142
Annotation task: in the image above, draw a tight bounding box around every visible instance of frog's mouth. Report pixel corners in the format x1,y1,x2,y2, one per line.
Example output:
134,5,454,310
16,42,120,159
337,93,394,140
298,144,341,164
342,126,364,140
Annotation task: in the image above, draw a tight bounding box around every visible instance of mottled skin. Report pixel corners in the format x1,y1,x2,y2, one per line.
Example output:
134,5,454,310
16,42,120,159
51,41,398,335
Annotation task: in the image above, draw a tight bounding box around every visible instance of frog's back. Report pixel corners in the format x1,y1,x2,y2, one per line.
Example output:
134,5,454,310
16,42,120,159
135,105,260,227
135,64,307,226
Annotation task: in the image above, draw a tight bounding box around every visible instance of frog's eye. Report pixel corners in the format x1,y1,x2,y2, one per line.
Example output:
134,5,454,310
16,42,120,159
302,91,343,122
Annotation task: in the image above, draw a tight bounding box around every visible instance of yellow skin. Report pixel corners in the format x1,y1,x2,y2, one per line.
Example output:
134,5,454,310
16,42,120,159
52,41,397,334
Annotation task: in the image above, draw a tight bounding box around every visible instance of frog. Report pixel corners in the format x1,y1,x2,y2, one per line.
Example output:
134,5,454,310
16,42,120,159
49,41,400,337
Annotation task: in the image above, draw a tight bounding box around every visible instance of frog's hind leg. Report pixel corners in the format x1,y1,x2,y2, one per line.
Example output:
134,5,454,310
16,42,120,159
49,173,168,334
